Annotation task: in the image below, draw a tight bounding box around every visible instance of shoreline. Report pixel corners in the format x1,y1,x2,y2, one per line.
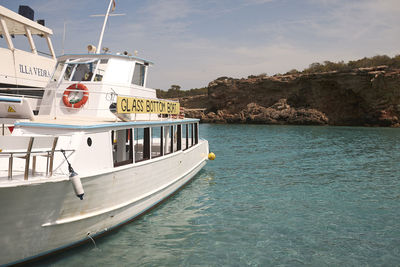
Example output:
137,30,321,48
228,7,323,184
178,66,400,127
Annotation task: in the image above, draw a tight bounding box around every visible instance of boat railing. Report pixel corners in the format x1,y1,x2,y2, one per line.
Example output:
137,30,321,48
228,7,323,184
43,86,179,103
0,88,44,94
0,136,74,180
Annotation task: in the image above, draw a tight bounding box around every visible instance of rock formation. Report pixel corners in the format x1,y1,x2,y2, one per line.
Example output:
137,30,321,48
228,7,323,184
191,100,328,125
181,66,400,126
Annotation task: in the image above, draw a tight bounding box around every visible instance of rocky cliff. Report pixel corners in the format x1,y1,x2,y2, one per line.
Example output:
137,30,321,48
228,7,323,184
182,66,400,126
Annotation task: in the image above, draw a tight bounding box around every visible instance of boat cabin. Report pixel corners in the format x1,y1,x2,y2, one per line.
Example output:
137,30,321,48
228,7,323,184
0,51,200,181
0,5,56,89
38,53,160,121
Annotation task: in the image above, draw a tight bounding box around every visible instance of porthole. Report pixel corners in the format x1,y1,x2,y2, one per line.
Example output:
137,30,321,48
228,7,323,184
87,137,92,147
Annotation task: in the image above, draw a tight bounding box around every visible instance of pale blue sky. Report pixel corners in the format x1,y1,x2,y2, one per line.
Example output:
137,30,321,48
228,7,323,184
1,0,400,90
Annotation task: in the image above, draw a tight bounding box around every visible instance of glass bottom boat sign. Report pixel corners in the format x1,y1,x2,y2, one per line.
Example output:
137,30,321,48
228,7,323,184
117,96,180,114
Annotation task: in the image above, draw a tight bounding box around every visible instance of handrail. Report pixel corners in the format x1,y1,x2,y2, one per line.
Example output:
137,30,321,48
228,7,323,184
0,149,74,156
0,89,43,93
1,148,74,180
24,137,34,180
49,137,58,177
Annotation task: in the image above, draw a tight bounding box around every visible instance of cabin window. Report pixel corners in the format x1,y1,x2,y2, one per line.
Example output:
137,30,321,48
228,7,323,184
135,127,150,162
51,62,65,82
71,63,93,81
93,59,108,81
177,125,182,151
109,124,198,167
182,124,189,150
164,126,173,155
194,123,199,144
32,35,55,58
171,125,177,153
63,59,106,82
64,65,73,80
151,127,163,158
112,129,133,167
0,34,8,48
9,35,31,52
189,124,194,148
132,63,146,86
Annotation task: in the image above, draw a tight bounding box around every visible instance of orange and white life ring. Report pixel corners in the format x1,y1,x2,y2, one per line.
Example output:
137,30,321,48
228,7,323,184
63,83,89,108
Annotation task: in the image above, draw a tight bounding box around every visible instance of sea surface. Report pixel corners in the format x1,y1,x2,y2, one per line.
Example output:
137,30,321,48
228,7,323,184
34,124,400,266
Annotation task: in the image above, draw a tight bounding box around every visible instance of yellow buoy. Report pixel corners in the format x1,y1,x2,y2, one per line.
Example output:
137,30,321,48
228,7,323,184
208,152,216,160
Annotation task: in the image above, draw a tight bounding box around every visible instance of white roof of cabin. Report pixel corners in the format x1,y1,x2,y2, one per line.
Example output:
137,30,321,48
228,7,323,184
0,5,53,35
58,53,154,65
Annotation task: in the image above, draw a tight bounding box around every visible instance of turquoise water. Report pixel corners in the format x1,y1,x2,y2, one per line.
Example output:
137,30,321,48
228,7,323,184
34,124,400,266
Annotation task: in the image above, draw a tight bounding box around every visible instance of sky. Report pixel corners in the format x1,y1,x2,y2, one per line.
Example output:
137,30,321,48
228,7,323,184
1,0,400,90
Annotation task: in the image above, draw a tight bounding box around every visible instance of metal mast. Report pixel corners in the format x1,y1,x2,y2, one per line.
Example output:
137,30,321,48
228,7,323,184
96,0,113,54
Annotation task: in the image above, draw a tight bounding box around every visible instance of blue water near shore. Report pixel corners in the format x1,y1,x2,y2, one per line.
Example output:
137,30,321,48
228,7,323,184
34,124,400,266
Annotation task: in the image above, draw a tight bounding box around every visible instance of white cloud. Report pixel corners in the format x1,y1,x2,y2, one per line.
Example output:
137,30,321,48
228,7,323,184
141,0,193,22
242,0,275,5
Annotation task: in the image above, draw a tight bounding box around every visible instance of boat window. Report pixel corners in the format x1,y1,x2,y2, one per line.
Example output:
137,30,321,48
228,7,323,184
110,124,197,166
64,65,73,80
177,125,182,151
164,126,173,155
9,35,31,52
132,63,146,86
170,125,177,152
63,59,106,82
0,27,53,58
72,63,93,81
188,124,193,148
134,128,144,162
135,127,150,162
144,128,150,159
94,59,108,81
32,35,54,58
112,129,133,167
151,127,163,158
0,34,8,48
194,123,199,144
182,124,189,150
51,61,65,82
186,124,190,149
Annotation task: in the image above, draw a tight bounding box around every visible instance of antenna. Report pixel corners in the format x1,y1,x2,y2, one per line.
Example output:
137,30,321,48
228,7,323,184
62,20,66,55
93,0,125,54
90,14,126,17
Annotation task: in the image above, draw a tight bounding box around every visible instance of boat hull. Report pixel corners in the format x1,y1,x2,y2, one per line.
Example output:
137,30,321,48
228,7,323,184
0,140,208,266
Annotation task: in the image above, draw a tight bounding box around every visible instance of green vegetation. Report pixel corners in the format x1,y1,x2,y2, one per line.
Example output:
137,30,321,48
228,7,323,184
156,85,207,98
299,54,400,74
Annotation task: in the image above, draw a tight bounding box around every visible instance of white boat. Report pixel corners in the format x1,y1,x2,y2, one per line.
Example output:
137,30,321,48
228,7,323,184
0,5,57,122
0,2,210,265
0,5,56,88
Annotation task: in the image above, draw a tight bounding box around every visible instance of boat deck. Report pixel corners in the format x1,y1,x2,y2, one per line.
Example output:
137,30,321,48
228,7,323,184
0,169,65,185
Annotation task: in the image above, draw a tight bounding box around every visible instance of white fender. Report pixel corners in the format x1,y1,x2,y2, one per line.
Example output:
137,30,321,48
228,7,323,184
70,176,84,200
